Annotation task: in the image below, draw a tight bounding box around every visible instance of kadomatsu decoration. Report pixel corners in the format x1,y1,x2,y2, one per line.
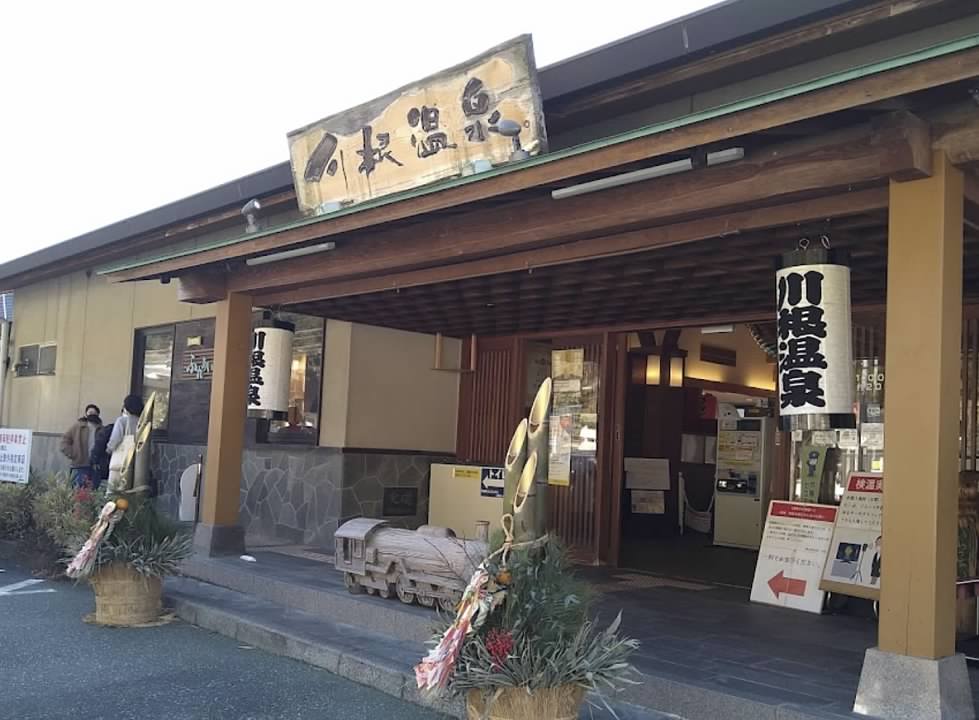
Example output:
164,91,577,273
65,393,191,626
415,378,638,720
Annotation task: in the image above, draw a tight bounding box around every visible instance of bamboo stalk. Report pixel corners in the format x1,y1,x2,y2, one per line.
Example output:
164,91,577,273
512,451,539,543
527,378,552,536
503,419,528,515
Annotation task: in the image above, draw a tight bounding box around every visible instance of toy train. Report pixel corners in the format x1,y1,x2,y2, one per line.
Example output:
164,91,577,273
334,518,488,611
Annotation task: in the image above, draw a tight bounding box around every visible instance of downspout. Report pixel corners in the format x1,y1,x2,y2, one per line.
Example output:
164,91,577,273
0,319,9,425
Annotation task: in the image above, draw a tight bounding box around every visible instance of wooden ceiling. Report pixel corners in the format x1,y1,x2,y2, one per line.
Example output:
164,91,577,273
286,201,979,338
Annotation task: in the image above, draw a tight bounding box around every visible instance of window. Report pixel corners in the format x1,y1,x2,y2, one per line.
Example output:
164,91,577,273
15,345,39,376
38,344,57,375
132,326,175,430
253,311,324,444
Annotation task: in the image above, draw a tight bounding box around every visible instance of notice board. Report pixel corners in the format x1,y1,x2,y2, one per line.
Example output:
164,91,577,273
820,472,882,601
750,501,838,614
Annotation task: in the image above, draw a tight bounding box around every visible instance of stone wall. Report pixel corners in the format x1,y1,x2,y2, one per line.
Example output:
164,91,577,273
148,441,447,551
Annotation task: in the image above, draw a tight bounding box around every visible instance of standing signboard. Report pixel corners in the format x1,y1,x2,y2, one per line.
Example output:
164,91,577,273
751,501,838,613
820,472,883,601
0,428,32,484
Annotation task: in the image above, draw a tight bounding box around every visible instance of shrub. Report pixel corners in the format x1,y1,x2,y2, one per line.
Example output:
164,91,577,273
0,482,32,540
32,474,101,550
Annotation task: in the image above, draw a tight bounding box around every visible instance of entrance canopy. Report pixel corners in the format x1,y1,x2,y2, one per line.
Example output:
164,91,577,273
102,48,979,340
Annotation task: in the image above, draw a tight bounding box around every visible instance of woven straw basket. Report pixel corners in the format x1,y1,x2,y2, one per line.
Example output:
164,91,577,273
89,563,162,626
465,686,585,720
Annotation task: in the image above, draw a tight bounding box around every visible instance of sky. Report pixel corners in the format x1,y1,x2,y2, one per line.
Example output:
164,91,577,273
0,0,722,265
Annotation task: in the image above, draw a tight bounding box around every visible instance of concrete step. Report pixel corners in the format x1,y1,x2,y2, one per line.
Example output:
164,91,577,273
165,575,678,720
180,551,435,644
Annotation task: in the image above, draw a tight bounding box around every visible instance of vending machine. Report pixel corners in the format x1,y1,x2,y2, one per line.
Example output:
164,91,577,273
714,407,775,550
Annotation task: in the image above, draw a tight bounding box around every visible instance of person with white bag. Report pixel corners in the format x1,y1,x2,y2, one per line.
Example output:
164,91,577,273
106,394,144,492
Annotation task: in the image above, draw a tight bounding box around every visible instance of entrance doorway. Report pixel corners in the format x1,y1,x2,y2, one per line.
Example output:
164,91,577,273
612,324,781,589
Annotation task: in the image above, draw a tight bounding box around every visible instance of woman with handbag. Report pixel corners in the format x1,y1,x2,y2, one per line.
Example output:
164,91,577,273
106,394,144,491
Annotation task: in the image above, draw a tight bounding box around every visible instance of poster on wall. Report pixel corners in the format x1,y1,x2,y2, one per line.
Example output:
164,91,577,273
820,472,883,601
551,349,584,408
0,429,32,484
248,326,294,415
776,263,854,418
548,415,572,486
751,501,838,614
799,444,827,503
631,490,665,515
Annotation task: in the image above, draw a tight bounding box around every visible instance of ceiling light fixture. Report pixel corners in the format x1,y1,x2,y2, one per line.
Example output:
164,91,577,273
550,147,745,200
245,241,337,267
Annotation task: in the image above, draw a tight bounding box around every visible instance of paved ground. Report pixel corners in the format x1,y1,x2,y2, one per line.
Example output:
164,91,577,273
0,563,447,720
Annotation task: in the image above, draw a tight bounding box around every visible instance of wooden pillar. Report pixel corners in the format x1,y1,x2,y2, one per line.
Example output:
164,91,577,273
880,152,963,660
194,291,252,555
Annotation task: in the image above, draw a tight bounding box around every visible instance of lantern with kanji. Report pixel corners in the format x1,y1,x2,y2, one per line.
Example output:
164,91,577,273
248,319,295,417
775,239,855,431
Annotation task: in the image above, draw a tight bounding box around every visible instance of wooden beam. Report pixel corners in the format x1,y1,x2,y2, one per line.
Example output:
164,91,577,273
234,121,917,299
251,187,887,306
176,270,227,304
933,108,979,166
107,45,979,283
546,0,956,124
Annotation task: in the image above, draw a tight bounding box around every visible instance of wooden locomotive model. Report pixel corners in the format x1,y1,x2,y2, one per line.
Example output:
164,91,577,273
335,518,488,611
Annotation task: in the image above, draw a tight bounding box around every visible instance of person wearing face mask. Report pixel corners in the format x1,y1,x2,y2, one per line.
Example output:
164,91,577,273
60,403,103,487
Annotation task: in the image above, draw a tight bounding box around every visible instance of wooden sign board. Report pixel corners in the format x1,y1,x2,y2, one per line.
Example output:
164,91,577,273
750,501,838,614
287,35,546,216
819,472,882,601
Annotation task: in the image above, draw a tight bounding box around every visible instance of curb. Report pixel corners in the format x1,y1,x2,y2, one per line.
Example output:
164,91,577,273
166,586,677,720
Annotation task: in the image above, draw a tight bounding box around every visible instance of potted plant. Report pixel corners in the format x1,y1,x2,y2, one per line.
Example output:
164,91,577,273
415,379,638,720
66,491,191,626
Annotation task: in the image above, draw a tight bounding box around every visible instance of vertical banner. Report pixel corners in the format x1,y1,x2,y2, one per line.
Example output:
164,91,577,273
820,472,883,601
776,263,854,417
248,326,294,415
799,444,828,503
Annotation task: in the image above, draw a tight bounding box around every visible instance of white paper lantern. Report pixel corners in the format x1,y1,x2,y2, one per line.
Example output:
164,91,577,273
776,260,854,427
248,325,294,415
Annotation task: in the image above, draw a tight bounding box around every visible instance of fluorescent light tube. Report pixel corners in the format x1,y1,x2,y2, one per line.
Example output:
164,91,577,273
701,325,735,334
551,158,693,200
246,241,336,267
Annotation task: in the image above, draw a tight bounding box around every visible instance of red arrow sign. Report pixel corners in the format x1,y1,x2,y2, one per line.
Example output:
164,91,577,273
768,571,807,599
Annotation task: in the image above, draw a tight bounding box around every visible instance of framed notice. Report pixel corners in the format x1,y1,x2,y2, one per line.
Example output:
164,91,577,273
631,490,665,515
751,501,838,614
0,428,32,484
820,472,882,601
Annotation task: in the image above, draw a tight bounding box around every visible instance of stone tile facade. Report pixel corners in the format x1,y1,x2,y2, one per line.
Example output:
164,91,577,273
148,441,447,551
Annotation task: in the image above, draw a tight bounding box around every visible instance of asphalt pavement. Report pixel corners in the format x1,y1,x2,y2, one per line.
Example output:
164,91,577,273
0,563,447,720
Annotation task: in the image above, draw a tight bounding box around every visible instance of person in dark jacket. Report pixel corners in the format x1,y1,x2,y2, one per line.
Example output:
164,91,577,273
88,422,114,488
60,404,102,487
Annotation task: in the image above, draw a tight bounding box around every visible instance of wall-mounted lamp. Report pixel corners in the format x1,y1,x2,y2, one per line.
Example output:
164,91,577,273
631,349,686,388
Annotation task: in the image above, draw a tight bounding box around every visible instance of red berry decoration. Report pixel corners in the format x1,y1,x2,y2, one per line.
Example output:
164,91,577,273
485,628,514,669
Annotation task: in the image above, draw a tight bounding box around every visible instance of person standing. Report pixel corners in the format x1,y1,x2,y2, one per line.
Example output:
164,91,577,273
105,394,144,492
107,394,144,454
60,404,103,487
